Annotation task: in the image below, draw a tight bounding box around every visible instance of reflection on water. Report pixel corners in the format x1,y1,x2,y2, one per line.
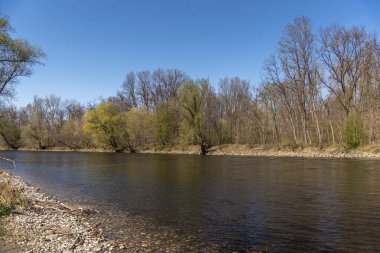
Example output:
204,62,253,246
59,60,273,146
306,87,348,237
1,151,380,251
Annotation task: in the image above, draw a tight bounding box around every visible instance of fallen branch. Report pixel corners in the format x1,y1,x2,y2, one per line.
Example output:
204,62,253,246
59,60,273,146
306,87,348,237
0,156,16,169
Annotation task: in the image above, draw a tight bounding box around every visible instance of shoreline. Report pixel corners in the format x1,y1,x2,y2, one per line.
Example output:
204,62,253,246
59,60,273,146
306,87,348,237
1,148,379,252
206,144,380,159
1,144,380,159
0,171,221,252
0,171,125,252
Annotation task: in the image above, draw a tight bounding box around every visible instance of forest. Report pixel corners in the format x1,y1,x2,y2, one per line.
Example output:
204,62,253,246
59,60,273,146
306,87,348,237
1,16,380,154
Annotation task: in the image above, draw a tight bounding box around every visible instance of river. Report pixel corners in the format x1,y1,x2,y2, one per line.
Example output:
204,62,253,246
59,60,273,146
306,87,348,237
1,151,379,252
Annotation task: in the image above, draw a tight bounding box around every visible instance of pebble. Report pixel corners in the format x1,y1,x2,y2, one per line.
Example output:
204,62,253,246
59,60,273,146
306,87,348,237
0,171,236,252
0,172,119,252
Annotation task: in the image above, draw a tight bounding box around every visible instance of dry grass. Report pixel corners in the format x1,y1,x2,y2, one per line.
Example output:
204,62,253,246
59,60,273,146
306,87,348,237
0,178,26,217
356,143,380,153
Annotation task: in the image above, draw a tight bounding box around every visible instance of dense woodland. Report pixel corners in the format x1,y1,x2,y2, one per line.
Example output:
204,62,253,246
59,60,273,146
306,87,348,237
1,16,380,154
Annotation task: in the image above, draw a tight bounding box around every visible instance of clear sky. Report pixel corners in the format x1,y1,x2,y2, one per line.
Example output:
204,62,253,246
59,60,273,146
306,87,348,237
1,0,380,107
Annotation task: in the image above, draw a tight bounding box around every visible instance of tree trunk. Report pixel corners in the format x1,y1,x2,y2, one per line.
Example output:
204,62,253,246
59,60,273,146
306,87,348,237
200,143,209,155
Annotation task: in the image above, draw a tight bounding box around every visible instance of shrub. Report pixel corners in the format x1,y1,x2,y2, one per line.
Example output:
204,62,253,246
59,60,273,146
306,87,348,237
345,114,367,149
0,203,11,217
0,180,25,217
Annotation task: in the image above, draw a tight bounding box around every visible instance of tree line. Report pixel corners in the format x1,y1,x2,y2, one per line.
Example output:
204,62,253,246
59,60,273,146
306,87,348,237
1,16,380,154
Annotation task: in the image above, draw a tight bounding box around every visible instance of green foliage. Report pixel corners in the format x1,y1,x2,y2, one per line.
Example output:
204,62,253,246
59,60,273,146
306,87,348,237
345,113,367,149
2,16,380,152
179,120,194,144
84,101,129,151
61,119,91,149
84,102,156,152
0,116,21,149
0,203,10,217
179,80,211,154
155,100,179,147
0,15,45,99
21,96,49,149
125,108,154,151
180,80,205,143
0,180,25,217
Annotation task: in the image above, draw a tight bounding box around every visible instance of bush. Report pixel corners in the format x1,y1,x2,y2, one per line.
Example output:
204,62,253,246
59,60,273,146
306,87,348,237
345,114,367,149
0,203,11,217
0,180,25,217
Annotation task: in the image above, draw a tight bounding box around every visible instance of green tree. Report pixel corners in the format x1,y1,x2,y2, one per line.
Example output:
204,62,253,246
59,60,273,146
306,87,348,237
125,108,154,151
345,113,367,149
0,15,45,99
155,100,180,147
21,96,49,149
180,79,210,155
0,106,20,149
83,101,131,152
61,119,91,150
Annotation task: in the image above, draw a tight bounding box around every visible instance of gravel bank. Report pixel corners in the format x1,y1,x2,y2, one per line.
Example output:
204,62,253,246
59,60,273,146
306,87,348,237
141,144,380,159
6,144,380,159
206,145,380,159
0,171,125,253
0,171,223,253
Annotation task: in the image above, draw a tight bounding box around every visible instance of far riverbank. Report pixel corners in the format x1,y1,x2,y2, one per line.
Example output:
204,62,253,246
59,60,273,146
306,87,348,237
2,144,380,159
141,144,380,159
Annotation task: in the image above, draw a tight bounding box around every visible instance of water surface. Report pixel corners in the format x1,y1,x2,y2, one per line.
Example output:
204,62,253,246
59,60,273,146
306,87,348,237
1,151,379,251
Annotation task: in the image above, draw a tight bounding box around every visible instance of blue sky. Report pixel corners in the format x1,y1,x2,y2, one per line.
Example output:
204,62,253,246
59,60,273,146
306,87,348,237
1,0,380,107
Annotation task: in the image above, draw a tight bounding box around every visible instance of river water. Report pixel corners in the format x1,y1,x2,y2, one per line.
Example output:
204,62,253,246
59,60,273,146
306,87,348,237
1,151,380,252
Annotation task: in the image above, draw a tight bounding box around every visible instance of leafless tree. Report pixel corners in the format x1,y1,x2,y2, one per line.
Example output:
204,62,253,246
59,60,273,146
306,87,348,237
319,25,373,117
120,71,137,108
137,71,152,109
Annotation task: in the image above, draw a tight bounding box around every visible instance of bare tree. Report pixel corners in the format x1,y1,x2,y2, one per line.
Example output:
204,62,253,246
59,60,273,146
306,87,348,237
137,71,152,109
262,55,299,145
219,77,252,144
319,25,373,117
151,69,187,104
64,99,85,120
120,71,137,108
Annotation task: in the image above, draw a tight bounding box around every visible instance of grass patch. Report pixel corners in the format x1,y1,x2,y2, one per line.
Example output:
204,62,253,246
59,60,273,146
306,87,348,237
0,221,5,237
0,180,26,217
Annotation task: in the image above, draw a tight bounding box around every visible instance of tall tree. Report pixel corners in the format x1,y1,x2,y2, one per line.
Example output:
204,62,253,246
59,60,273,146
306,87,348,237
0,106,20,149
119,71,137,108
0,15,45,99
83,101,132,152
319,25,373,117
180,79,210,155
279,16,320,146
219,77,252,144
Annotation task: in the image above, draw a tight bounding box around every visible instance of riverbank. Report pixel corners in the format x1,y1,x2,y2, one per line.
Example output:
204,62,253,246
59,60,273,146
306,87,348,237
210,144,380,159
2,144,380,159
0,171,125,252
0,170,223,253
142,144,380,159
